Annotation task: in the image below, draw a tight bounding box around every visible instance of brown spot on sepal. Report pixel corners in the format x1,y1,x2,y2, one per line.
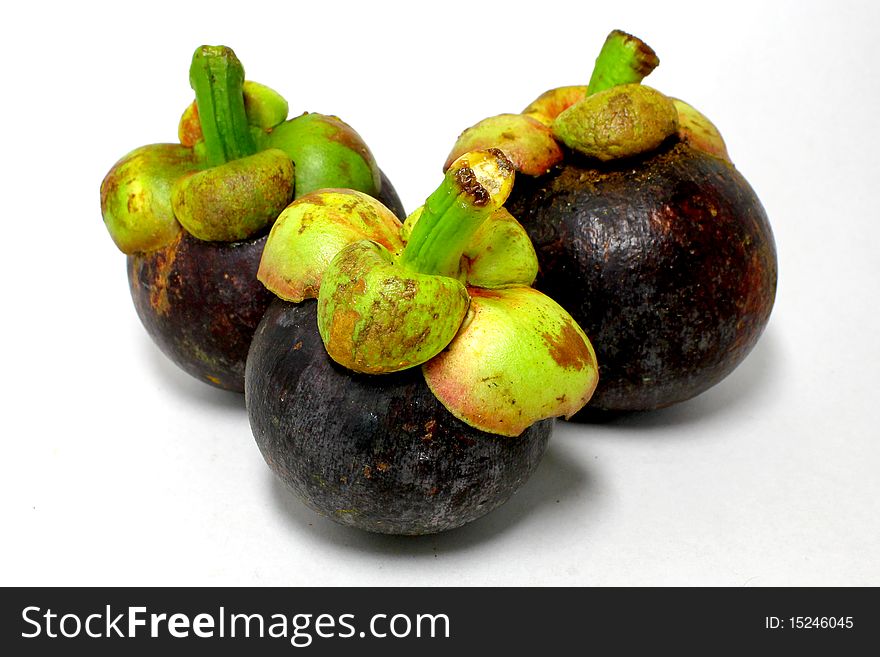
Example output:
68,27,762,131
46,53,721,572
543,319,592,371
325,307,361,366
325,115,373,162
178,101,203,147
467,288,505,300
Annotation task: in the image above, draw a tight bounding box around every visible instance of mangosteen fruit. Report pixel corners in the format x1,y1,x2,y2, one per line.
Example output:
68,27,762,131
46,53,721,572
445,30,777,412
246,150,599,534
101,45,403,392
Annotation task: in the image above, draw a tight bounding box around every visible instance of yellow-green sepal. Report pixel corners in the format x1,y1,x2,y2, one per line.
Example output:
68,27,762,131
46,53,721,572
178,79,289,147
522,86,589,127
553,84,678,161
444,114,562,176
317,241,470,374
265,113,381,198
671,98,730,161
100,143,202,254
178,102,203,147
171,148,294,242
464,208,538,288
423,287,598,437
403,206,538,288
257,189,404,302
242,80,289,130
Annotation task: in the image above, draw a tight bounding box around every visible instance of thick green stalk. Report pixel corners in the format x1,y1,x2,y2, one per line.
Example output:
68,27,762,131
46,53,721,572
588,30,659,95
189,45,256,167
399,150,514,278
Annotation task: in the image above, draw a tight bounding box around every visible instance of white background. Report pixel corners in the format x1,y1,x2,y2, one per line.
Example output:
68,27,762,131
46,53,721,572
2,0,878,586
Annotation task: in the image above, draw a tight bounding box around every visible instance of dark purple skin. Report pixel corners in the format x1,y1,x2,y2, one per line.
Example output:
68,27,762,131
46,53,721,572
128,231,273,392
127,171,405,393
506,141,777,413
375,170,406,222
246,299,552,535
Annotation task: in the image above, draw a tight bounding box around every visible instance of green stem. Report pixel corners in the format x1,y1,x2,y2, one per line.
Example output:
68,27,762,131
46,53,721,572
588,30,659,95
189,45,256,167
399,150,513,278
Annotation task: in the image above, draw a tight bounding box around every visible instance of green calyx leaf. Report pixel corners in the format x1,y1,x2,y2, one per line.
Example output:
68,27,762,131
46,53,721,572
463,208,538,287
399,150,515,279
444,114,563,177
549,30,681,160
183,47,300,243
423,287,599,437
257,189,404,302
553,84,678,160
178,101,203,147
315,150,516,375
444,30,677,166
178,80,289,147
317,241,470,374
100,144,201,254
403,206,538,288
671,98,730,161
104,45,298,253
522,86,589,127
253,148,598,435
242,80,289,130
265,113,381,198
171,148,294,242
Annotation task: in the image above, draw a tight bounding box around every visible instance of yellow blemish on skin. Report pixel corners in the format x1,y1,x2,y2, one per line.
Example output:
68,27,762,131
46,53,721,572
147,235,181,316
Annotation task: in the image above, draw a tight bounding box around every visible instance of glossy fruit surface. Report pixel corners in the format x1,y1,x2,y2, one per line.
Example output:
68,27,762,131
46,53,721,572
506,141,777,411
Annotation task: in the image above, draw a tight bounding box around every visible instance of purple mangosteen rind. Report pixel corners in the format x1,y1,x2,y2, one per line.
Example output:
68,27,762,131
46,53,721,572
246,299,552,535
447,29,777,412
127,232,272,392
506,140,777,412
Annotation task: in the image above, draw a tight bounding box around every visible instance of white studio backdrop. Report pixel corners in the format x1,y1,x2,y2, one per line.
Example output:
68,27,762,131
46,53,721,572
1,0,878,585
